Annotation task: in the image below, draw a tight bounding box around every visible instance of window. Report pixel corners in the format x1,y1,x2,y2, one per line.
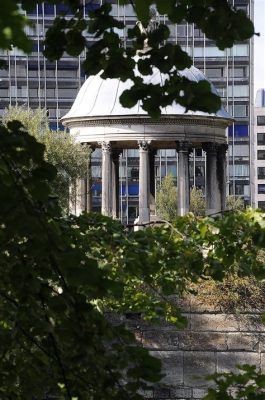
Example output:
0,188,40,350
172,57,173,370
127,149,139,157
205,68,223,78
0,89,8,97
127,167,139,179
235,184,244,195
227,85,249,97
258,201,265,210
228,144,249,157
258,184,265,194
228,45,249,57
258,167,265,179
194,46,225,58
229,67,247,78
128,184,139,196
58,88,77,98
228,124,248,137
167,164,177,177
229,164,249,177
44,4,55,14
46,88,55,97
91,166,101,178
258,150,265,160
258,133,265,145
257,116,265,126
176,25,192,37
194,28,204,38
228,105,248,117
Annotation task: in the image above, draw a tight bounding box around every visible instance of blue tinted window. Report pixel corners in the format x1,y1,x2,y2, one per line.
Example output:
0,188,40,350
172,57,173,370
32,43,43,52
49,122,57,131
27,4,42,15
85,2,100,13
56,4,70,14
120,184,126,196
228,124,248,137
92,183,101,196
44,4,55,14
128,184,139,196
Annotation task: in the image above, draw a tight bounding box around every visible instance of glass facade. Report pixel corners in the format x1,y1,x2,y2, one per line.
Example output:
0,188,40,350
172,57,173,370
0,0,254,221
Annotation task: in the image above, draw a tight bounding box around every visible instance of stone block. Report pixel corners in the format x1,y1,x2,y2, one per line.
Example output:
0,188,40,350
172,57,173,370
178,332,226,351
226,333,259,351
153,387,171,398
142,330,181,350
239,314,265,333
192,388,209,399
259,352,265,372
190,314,240,332
183,351,216,386
150,351,184,386
217,352,260,374
257,334,265,351
170,386,192,399
138,389,154,399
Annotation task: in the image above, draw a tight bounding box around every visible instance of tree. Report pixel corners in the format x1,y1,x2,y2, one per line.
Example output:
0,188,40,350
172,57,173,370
156,175,206,219
2,123,265,398
2,106,90,210
156,174,178,220
226,195,245,211
1,1,254,117
190,187,206,216
0,1,261,399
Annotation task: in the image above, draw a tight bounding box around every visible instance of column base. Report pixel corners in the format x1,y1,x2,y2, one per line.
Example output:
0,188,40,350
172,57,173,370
138,208,150,224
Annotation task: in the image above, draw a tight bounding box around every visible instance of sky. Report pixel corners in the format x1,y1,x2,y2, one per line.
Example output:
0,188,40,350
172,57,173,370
254,0,265,97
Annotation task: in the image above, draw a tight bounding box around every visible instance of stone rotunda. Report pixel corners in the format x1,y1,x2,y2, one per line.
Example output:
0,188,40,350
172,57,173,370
61,66,233,223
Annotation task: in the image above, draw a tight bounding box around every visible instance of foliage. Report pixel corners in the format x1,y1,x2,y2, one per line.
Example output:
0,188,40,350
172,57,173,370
156,174,178,220
2,120,265,396
1,1,255,117
156,175,205,219
0,121,166,399
189,276,265,313
190,187,206,216
204,365,265,400
0,2,262,399
2,106,90,210
226,195,245,211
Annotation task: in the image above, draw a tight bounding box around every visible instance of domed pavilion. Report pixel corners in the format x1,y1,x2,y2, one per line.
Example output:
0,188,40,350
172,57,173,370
61,66,233,224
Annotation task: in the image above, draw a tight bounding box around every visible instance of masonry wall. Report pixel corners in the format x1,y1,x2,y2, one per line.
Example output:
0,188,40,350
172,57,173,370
125,299,265,400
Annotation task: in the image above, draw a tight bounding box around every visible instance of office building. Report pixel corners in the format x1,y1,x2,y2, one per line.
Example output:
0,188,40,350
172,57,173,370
0,0,254,222
252,89,265,209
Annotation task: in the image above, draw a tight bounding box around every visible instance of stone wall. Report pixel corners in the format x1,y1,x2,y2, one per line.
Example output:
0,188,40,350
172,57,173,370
125,300,265,400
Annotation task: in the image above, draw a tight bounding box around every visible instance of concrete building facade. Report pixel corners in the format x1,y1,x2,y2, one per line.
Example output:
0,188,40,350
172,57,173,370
253,89,265,208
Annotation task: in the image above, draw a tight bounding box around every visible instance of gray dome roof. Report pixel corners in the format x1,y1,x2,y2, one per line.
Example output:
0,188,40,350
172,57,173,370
62,65,232,121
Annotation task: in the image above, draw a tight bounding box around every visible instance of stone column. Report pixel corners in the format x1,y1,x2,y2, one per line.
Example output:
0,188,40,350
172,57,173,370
100,141,112,216
70,178,84,216
177,141,190,216
84,149,93,212
204,142,226,216
112,149,121,219
217,144,228,213
138,140,150,224
149,149,157,216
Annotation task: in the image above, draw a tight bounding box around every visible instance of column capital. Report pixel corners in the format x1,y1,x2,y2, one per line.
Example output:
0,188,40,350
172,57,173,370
176,141,190,153
202,142,218,154
138,140,151,151
219,143,228,154
112,149,122,161
99,141,112,152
